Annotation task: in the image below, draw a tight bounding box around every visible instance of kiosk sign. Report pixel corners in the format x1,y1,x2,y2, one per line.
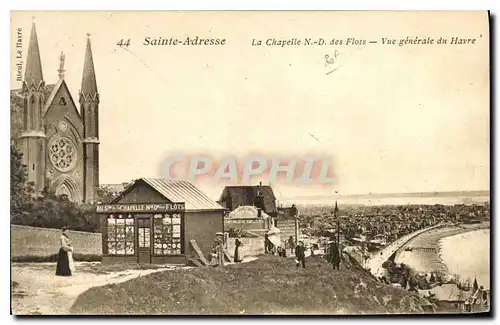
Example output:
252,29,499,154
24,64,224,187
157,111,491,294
95,203,185,213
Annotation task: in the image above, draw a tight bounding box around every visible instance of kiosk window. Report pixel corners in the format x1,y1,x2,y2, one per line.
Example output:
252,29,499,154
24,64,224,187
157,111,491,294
153,213,182,255
107,215,135,255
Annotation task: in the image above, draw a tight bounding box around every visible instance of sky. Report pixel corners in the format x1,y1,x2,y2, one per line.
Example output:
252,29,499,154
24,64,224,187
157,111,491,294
10,11,490,200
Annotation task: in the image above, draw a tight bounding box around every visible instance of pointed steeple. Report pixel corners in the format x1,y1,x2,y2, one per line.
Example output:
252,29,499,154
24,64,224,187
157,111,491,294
80,33,100,203
24,21,44,86
80,34,98,102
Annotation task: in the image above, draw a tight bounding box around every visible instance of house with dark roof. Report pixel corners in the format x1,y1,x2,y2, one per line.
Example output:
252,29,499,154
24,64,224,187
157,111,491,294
218,182,278,217
97,178,224,265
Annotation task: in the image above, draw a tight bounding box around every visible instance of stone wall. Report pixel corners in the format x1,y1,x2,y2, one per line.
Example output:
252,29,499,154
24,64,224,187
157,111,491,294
225,237,264,258
11,224,102,257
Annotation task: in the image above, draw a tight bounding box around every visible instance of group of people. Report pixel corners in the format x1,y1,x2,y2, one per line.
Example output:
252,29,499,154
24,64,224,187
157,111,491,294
210,232,245,267
263,235,342,270
293,239,341,269
264,235,294,258
264,235,307,268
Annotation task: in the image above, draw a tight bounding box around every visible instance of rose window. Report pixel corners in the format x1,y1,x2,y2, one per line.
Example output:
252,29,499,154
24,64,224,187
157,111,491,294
49,137,77,172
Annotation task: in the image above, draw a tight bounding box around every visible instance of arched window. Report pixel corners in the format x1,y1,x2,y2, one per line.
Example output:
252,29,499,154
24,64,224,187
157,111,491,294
29,95,36,130
38,97,43,130
23,97,28,130
55,183,71,199
95,113,99,138
87,106,93,136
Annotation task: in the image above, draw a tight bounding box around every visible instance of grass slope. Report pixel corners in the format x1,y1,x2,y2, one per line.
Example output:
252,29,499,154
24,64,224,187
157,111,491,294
71,255,427,315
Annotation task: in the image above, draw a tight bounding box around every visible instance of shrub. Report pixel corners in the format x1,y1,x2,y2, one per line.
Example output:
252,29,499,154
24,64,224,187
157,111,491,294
10,145,101,233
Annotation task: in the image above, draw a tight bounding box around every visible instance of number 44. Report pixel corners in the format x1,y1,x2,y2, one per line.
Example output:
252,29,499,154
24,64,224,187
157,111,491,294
117,39,130,47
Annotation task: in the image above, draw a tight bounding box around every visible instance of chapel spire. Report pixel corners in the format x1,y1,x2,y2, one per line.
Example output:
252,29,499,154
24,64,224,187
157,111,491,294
80,33,100,203
24,20,44,86
19,18,46,195
80,34,98,102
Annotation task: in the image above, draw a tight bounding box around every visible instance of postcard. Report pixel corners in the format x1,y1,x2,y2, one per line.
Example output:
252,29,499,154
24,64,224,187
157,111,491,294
10,11,490,315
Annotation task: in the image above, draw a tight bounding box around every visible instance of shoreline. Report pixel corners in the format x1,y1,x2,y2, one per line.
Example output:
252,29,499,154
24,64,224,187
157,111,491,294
438,227,490,289
393,222,489,279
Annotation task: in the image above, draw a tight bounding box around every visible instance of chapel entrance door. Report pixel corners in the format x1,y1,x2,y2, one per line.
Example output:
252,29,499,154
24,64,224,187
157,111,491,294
137,216,152,264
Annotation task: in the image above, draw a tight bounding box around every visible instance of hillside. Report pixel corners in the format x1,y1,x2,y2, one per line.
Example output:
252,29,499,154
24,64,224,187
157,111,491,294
10,85,55,139
70,255,429,315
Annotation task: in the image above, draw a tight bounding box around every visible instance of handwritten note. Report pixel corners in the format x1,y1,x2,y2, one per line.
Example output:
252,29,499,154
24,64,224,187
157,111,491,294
324,50,342,75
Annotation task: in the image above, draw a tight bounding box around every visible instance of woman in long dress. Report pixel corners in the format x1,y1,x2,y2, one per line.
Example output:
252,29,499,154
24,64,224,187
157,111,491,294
56,227,73,276
234,238,244,263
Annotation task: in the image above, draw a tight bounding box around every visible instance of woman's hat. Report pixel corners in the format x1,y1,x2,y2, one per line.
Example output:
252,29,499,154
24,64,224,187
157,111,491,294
216,232,223,236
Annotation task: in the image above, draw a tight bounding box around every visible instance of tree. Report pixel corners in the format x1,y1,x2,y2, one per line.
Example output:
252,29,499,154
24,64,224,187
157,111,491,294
10,144,28,218
10,145,100,232
97,185,116,203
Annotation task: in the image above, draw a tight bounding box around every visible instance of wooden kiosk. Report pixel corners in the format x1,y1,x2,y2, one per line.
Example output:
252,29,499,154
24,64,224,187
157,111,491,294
96,202,187,264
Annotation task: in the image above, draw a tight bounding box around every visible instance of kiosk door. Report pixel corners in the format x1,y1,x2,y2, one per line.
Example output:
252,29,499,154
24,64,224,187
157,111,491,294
137,217,151,264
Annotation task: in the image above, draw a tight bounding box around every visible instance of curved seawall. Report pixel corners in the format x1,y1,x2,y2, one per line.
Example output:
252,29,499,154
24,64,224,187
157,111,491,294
365,224,442,276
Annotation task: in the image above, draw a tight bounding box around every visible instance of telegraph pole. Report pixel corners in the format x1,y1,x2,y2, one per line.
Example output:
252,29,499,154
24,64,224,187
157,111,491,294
334,200,340,261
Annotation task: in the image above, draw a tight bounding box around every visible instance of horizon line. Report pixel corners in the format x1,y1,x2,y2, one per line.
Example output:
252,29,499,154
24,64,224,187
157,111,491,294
277,189,490,201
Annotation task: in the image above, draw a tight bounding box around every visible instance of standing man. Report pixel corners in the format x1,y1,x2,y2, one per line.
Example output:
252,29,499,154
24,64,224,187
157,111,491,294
288,236,295,256
327,240,341,270
295,241,306,269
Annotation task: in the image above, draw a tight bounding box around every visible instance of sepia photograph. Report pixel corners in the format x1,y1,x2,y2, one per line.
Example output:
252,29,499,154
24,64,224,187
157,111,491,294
9,10,490,315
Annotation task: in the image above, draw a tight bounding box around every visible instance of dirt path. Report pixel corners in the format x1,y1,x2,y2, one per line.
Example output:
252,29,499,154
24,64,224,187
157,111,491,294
11,262,183,315
12,257,259,315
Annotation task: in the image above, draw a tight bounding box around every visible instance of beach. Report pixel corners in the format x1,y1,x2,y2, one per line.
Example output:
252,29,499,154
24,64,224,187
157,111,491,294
440,229,490,289
393,223,490,289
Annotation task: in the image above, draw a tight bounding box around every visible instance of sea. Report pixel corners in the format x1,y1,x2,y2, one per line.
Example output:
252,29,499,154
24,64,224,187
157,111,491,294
440,229,490,289
282,195,489,206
